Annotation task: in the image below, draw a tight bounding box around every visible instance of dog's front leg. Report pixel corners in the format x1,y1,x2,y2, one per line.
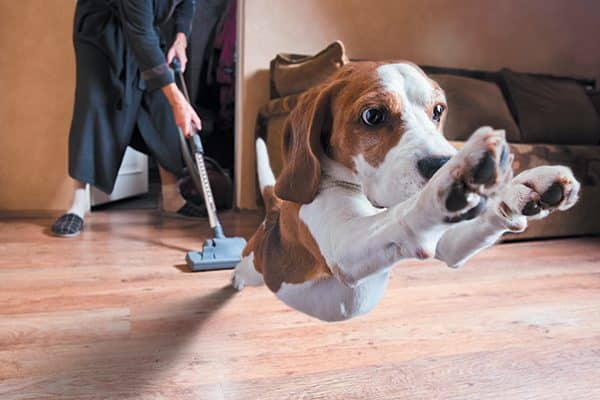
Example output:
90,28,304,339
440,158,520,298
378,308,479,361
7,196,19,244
302,191,448,287
300,193,432,287
303,128,511,286
435,165,581,268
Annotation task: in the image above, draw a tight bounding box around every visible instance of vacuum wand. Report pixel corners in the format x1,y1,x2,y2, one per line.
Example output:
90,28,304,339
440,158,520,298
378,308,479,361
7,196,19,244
172,58,223,237
171,57,246,271
189,134,224,237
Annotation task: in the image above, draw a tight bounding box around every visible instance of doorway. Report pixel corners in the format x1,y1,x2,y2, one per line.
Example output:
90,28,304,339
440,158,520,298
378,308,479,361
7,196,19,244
93,0,237,213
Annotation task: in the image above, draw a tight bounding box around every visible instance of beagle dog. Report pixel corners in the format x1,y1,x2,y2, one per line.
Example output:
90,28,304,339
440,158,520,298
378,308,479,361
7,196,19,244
233,62,580,322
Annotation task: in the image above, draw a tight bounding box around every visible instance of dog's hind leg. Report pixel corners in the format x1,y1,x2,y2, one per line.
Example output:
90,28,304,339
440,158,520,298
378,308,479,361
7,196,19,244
231,253,264,290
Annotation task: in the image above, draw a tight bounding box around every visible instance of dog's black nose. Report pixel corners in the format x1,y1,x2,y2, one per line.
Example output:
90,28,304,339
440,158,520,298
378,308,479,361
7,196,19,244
417,156,451,180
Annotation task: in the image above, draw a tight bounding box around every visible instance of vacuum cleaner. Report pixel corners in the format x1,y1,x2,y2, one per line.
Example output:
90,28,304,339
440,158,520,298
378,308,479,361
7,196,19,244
171,58,246,271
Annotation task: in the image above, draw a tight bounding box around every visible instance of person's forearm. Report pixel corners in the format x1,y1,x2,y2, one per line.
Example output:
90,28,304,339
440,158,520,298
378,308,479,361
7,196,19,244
173,32,187,47
161,83,183,107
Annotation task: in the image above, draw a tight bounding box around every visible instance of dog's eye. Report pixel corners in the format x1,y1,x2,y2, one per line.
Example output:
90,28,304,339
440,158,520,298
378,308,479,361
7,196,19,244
432,104,445,123
361,107,387,127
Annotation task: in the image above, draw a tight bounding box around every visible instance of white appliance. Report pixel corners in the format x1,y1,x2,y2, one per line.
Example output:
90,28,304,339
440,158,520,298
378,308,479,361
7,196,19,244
90,147,149,206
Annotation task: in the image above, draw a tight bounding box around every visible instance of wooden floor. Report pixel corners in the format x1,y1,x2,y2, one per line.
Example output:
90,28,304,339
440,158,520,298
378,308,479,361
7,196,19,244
0,210,599,400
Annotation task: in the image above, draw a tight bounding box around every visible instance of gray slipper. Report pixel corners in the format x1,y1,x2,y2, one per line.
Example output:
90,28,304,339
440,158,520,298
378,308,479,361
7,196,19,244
51,213,84,237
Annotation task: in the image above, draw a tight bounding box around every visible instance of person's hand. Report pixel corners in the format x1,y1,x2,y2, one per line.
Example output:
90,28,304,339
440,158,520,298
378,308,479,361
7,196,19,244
171,94,202,138
162,83,202,137
167,33,188,71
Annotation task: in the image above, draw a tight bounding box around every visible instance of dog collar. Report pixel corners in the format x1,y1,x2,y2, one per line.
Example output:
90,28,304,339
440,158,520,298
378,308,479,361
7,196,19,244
321,173,362,193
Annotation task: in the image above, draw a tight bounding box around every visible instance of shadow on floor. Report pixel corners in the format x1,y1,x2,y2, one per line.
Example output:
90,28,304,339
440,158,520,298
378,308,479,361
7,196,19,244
39,286,237,399
115,231,195,253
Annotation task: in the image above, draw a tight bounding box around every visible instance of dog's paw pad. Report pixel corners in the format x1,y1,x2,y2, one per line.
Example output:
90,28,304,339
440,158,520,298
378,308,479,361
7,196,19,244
442,177,482,220
461,129,511,190
522,200,542,216
465,134,511,190
445,181,470,212
503,166,580,220
471,151,497,185
445,197,487,223
540,182,564,206
520,180,568,217
439,128,512,221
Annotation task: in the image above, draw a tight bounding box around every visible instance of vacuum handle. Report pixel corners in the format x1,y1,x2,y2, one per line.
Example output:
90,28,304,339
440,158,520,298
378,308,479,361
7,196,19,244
170,57,192,103
170,57,221,232
171,57,182,74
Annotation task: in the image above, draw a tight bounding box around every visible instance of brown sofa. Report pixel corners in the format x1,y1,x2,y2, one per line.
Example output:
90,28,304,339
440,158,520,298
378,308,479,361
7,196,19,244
255,41,600,240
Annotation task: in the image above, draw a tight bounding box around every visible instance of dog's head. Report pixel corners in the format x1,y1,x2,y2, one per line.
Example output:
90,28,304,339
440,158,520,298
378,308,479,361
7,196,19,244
275,61,457,207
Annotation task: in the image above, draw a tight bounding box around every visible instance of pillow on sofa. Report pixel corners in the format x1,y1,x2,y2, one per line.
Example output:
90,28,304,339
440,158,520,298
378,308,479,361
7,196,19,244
500,69,600,144
430,74,521,142
270,40,349,98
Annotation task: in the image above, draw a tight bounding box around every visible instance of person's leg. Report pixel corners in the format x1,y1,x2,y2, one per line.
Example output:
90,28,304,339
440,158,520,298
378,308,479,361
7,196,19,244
158,165,207,218
51,179,89,237
67,179,90,218
158,165,185,212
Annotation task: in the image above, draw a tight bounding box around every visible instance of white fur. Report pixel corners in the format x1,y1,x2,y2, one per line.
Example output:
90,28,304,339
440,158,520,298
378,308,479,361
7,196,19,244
354,64,455,207
378,63,442,106
287,131,577,321
233,63,581,322
232,252,263,290
277,271,390,322
256,138,275,190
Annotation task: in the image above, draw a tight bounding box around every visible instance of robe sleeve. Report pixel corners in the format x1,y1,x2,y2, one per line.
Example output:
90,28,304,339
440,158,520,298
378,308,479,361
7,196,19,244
118,0,174,91
174,0,196,38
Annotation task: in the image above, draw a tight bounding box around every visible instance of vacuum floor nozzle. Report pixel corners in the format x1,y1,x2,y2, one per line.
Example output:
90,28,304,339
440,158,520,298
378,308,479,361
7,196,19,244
186,237,247,271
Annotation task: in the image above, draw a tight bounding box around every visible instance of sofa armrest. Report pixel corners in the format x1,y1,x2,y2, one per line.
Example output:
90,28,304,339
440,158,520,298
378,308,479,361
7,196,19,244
589,91,600,117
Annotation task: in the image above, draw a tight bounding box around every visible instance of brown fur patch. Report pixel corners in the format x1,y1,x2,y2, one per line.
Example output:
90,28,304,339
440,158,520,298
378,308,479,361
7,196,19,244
275,61,446,202
273,81,341,204
245,61,448,291
243,187,332,292
325,62,406,170
334,90,405,168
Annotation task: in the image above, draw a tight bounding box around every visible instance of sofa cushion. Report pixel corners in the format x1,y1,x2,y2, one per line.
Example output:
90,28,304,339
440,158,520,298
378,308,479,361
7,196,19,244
430,74,521,142
270,41,349,98
504,142,600,240
500,69,600,145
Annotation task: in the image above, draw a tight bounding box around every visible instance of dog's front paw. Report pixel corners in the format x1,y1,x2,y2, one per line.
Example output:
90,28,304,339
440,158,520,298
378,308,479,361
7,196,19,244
501,165,580,221
437,127,512,223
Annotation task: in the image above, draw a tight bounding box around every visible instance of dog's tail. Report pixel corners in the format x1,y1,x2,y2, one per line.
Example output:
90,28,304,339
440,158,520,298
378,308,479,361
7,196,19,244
256,138,276,194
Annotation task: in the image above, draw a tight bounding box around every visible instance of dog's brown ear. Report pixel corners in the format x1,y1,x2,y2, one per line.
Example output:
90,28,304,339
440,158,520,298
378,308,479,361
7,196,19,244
275,83,336,204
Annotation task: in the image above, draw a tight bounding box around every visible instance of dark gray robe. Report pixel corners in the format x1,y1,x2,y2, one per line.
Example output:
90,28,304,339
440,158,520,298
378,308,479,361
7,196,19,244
69,0,195,194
